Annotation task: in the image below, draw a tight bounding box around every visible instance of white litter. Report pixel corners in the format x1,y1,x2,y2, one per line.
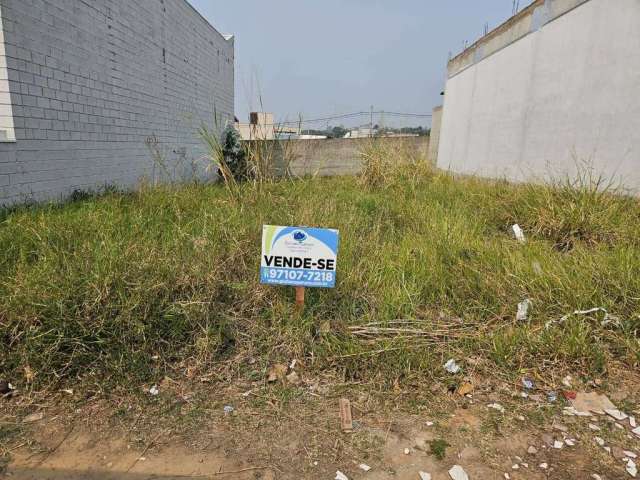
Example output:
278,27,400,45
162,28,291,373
419,473,432,480
223,405,234,415
444,359,461,374
149,385,159,396
426,421,434,427
488,403,505,413
553,440,564,449
511,464,519,470
546,307,622,329
539,463,548,470
335,471,349,480
627,459,638,478
589,423,601,431
516,299,532,322
404,448,411,455
359,464,371,472
606,409,629,421
512,224,526,243
448,465,469,480
562,375,573,387
504,474,510,480
626,451,639,459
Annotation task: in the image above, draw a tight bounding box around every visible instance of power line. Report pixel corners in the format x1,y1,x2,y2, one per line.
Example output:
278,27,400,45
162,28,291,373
270,110,432,127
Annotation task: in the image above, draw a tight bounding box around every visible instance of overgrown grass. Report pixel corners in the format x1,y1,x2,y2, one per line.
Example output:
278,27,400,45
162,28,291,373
1,161,639,396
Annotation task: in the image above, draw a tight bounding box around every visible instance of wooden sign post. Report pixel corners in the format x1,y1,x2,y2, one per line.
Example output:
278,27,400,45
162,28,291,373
295,286,305,307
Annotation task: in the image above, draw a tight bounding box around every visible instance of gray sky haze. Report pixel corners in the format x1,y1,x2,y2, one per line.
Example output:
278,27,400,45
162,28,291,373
189,1,527,127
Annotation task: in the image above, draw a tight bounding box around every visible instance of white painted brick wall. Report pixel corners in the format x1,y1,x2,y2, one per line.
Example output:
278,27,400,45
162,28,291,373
0,0,234,205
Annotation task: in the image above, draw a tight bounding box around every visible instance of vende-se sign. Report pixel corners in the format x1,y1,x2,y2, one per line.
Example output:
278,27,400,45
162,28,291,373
261,225,339,288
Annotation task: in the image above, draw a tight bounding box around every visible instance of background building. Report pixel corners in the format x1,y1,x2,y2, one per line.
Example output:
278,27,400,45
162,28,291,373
0,0,234,205
434,0,640,192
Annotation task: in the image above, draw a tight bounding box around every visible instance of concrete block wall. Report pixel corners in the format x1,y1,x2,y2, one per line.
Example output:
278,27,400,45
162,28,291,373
437,0,640,193
247,137,430,177
0,0,234,206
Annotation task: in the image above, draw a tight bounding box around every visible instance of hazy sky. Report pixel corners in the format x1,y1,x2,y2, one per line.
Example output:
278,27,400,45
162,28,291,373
189,1,525,128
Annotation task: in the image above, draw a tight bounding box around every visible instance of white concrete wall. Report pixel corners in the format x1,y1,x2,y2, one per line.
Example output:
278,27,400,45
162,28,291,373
437,0,640,193
0,0,234,205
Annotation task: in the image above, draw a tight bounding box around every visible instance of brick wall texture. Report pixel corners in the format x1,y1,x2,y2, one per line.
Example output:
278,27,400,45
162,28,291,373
0,0,234,205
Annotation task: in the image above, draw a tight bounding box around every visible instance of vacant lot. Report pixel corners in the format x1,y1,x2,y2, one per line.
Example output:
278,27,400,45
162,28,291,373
1,163,640,478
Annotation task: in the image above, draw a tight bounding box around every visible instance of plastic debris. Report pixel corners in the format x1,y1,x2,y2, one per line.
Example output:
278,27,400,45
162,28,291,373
448,465,469,480
522,377,535,390
512,224,526,243
23,412,44,423
562,390,577,400
570,392,616,415
539,463,548,470
516,299,532,322
419,473,432,480
358,464,371,472
627,459,638,478
546,307,622,330
488,403,505,413
149,385,159,396
223,405,234,415
562,375,573,387
335,471,349,480
547,391,558,403
605,409,629,421
404,448,411,455
444,359,461,374
553,440,564,449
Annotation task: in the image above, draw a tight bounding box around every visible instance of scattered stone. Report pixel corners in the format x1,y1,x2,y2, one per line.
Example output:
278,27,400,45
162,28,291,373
565,439,576,446
521,463,529,468
626,451,639,459
448,465,469,480
527,446,538,455
517,415,525,421
562,375,573,387
503,474,510,480
627,459,638,478
488,403,505,413
419,473,432,480
358,464,371,472
594,437,606,447
633,426,640,438
444,359,461,374
553,440,564,449
223,405,234,415
589,423,601,431
149,385,159,396
613,446,628,460
23,412,44,423
553,423,568,433
425,421,434,427
511,464,519,470
631,417,638,428
539,463,548,470
592,475,603,480
335,471,349,480
457,382,474,396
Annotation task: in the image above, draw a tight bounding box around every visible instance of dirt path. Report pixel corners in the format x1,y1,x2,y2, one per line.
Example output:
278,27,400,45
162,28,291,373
4,390,636,480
